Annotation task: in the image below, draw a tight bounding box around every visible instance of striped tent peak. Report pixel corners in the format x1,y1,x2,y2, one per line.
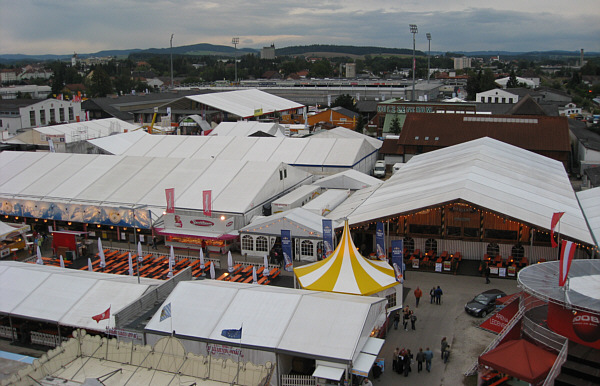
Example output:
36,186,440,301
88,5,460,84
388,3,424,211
294,219,397,296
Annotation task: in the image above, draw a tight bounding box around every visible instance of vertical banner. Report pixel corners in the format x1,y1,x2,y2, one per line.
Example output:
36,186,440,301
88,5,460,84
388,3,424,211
281,229,293,272
322,219,334,259
375,222,386,260
391,239,404,283
48,139,56,153
165,188,175,214
203,190,212,217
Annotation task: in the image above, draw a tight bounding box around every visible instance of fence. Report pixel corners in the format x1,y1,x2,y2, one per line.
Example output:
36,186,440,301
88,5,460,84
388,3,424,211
543,339,568,386
30,331,68,347
281,374,316,386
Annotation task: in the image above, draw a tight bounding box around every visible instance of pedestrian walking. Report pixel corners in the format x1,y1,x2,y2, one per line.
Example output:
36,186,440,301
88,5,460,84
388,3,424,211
152,236,158,250
424,347,433,372
410,311,417,330
393,312,400,330
441,337,449,359
485,264,491,284
414,286,423,307
430,287,436,304
416,348,425,372
392,347,399,372
403,349,412,377
435,285,443,305
402,307,410,331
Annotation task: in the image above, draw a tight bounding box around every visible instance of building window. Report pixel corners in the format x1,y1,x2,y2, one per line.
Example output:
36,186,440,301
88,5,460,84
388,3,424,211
256,236,268,252
488,97,492,103
480,97,484,102
501,98,506,103
486,243,500,257
425,238,437,255
241,235,254,251
40,110,46,125
59,108,65,122
386,292,397,310
494,97,499,103
50,109,56,123
30,111,35,126
301,240,314,256
68,107,74,121
509,98,513,103
403,237,414,255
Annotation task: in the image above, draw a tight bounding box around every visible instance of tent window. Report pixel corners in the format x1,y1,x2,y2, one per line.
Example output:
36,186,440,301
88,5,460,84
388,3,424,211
242,235,254,251
386,292,397,310
403,237,414,255
301,240,314,256
486,243,500,257
425,239,437,255
511,244,524,258
256,236,268,252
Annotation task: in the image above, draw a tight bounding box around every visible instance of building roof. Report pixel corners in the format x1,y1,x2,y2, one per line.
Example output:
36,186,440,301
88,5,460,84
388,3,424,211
506,94,548,115
577,187,600,248
313,169,381,190
145,279,386,362
209,121,285,137
0,261,160,330
240,207,332,238
183,89,305,119
394,113,570,152
294,220,398,296
310,126,383,149
331,106,361,120
0,151,312,218
569,119,600,152
327,137,594,245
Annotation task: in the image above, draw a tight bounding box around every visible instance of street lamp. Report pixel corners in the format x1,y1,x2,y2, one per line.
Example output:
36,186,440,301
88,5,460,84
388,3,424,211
232,37,239,84
409,24,418,101
426,33,431,83
170,34,174,90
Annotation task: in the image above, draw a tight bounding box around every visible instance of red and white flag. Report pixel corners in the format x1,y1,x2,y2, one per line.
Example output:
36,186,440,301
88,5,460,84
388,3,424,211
165,188,175,214
550,212,564,248
92,306,111,323
203,190,212,217
559,240,576,287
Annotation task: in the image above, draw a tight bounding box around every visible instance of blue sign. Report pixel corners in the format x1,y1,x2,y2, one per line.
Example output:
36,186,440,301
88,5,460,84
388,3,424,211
322,219,334,259
375,222,386,260
281,229,293,271
391,239,404,283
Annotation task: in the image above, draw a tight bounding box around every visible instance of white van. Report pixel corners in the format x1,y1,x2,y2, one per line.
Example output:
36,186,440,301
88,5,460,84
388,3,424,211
373,160,386,178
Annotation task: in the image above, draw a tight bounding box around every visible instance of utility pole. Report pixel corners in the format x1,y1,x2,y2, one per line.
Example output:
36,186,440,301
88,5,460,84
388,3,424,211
170,34,174,89
232,37,239,84
410,24,418,101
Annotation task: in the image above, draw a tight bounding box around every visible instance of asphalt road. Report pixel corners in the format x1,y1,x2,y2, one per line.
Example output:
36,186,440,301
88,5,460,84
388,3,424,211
374,270,520,386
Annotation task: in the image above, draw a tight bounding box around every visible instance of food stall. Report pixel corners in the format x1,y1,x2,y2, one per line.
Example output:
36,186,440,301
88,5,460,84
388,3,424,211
0,221,30,259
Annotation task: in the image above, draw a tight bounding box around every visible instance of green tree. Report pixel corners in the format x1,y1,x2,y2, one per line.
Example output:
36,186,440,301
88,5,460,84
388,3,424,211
390,115,401,135
309,59,333,78
331,94,357,112
506,70,519,88
88,67,113,97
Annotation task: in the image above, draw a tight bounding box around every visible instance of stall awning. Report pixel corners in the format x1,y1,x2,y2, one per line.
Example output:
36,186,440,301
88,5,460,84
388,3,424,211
352,353,377,377
156,227,238,240
361,337,385,355
312,365,345,381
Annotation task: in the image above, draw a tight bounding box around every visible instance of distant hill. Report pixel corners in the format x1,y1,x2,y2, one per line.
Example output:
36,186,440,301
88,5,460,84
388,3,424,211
1,44,598,64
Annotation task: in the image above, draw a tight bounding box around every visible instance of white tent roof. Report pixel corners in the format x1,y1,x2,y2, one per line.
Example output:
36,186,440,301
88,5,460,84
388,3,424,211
209,121,285,137
145,280,386,362
89,134,378,169
185,89,304,119
577,187,600,248
0,151,312,216
0,261,159,330
240,207,340,237
88,129,147,154
311,127,383,149
0,221,29,240
36,118,138,143
328,137,594,244
314,169,382,190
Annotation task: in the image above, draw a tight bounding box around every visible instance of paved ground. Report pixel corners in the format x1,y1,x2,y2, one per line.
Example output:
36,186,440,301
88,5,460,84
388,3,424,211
2,241,520,385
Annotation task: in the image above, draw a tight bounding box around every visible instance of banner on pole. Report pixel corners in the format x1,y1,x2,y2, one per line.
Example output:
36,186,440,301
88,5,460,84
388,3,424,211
322,219,334,260
203,190,212,217
391,239,404,283
165,188,175,214
281,229,293,271
375,222,386,260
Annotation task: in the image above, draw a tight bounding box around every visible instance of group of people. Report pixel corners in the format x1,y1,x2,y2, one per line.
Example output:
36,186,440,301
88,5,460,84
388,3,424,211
429,285,443,304
393,305,417,331
392,346,436,377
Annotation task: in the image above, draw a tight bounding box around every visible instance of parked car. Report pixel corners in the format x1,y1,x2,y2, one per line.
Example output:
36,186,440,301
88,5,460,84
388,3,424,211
464,289,506,317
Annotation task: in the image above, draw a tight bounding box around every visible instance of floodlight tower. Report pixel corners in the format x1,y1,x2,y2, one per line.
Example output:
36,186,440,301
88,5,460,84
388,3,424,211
409,24,418,101
426,33,431,83
170,34,174,89
232,37,239,84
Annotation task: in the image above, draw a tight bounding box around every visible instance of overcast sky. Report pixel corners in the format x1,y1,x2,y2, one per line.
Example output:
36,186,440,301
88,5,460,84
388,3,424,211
1,0,599,56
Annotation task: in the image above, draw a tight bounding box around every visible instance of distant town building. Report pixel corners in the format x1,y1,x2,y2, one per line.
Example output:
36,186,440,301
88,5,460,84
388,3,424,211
345,63,356,78
453,57,472,70
0,69,19,84
476,89,519,104
0,98,82,134
0,85,51,100
261,44,276,60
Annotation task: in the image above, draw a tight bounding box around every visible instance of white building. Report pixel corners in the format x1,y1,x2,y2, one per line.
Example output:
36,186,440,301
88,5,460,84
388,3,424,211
345,63,356,78
8,99,82,132
495,76,538,89
260,44,276,60
475,88,520,104
0,85,51,100
453,57,472,70
558,102,582,117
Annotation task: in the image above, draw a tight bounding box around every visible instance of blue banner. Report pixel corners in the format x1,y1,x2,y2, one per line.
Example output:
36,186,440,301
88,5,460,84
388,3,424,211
391,239,404,283
322,219,334,259
375,222,386,260
281,229,293,271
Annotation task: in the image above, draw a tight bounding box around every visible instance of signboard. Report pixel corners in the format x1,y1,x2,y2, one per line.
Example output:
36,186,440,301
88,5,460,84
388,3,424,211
507,265,516,276
202,190,212,217
391,240,403,282
253,108,263,116
105,327,142,341
498,267,507,277
165,188,175,214
479,296,520,334
322,219,334,259
412,259,419,269
435,262,442,272
281,229,293,271
163,212,235,234
443,261,451,271
375,222,386,260
490,266,499,275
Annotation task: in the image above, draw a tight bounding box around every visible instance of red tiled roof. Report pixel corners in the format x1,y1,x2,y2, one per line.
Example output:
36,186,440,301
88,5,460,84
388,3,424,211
396,113,570,152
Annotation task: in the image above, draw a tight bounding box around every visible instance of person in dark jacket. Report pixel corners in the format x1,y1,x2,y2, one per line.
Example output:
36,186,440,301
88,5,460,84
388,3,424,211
416,348,425,372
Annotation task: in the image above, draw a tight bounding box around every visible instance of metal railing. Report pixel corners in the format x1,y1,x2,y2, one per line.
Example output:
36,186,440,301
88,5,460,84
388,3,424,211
543,339,568,386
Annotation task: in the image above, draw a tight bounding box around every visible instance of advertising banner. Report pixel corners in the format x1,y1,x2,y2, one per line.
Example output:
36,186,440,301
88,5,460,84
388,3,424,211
203,190,212,217
391,239,404,283
322,219,334,259
479,295,520,334
281,229,293,271
165,188,175,214
375,222,386,260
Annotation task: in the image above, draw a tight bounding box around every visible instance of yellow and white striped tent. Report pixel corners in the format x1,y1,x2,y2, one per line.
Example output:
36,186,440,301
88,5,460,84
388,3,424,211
294,219,398,296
